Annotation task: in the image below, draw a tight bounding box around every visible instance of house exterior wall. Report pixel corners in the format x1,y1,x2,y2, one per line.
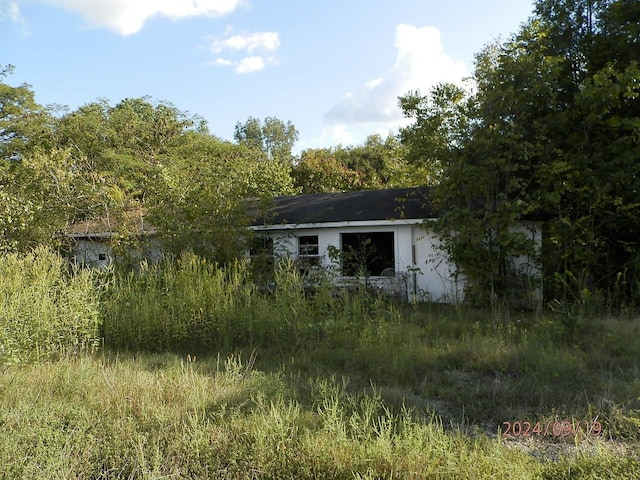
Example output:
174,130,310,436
256,220,542,304
261,222,461,302
71,238,113,269
411,225,465,302
70,237,163,270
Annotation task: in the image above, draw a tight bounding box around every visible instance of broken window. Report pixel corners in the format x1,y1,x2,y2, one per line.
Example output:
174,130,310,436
340,232,395,276
298,235,320,274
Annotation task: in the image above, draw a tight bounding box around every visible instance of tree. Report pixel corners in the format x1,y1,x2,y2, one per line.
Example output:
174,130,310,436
292,148,361,193
0,65,55,160
148,134,296,261
399,0,640,307
234,116,299,164
0,148,93,253
292,134,429,194
0,67,80,253
0,68,299,261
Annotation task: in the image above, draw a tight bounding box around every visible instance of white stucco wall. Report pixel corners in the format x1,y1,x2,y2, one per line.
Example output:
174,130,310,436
262,222,462,302
257,219,541,304
71,239,113,269
70,237,163,269
410,225,465,303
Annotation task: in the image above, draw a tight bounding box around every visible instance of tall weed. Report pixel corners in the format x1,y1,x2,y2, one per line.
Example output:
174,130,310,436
0,246,102,364
100,253,395,354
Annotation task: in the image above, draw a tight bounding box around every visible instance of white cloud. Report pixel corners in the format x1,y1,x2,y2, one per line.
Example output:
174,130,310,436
315,125,354,148
213,57,234,66
236,56,264,73
35,0,245,36
6,0,20,21
209,55,276,74
308,123,399,151
324,24,469,127
1,0,29,33
207,29,280,74
210,31,280,54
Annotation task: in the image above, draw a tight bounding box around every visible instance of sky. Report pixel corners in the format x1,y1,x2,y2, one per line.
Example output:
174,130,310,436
2,0,536,154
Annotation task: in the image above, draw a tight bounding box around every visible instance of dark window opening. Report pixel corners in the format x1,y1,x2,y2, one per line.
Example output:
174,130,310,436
341,232,394,276
249,236,274,281
298,235,319,256
98,253,107,261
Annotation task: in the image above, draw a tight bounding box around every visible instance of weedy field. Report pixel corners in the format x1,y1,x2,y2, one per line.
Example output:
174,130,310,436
1,249,639,479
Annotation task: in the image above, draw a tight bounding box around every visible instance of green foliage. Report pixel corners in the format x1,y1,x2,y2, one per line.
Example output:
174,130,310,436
400,0,640,307
541,455,640,480
1,308,640,478
234,115,299,164
100,254,397,354
0,68,299,261
0,247,102,364
0,355,533,479
55,97,205,203
0,64,55,160
293,134,430,194
0,148,98,253
148,135,296,260
0,244,639,476
400,83,541,307
292,148,362,193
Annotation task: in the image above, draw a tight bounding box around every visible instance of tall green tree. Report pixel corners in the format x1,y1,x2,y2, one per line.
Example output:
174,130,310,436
400,0,640,306
0,148,93,253
292,148,361,193
234,116,299,164
292,134,429,194
0,66,77,253
149,134,296,261
0,65,55,160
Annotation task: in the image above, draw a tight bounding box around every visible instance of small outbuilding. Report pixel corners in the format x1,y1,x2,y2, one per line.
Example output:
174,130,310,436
66,209,159,269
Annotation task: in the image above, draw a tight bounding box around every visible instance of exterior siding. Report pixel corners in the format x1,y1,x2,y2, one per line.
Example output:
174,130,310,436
259,221,542,304
263,223,463,302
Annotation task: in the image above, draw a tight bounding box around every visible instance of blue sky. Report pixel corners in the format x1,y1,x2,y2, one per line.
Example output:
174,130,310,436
2,0,536,153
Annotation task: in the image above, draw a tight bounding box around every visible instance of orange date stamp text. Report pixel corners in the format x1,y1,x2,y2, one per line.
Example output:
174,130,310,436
501,420,603,438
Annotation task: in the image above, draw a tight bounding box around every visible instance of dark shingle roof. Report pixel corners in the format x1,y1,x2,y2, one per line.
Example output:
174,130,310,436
251,187,435,226
66,209,156,237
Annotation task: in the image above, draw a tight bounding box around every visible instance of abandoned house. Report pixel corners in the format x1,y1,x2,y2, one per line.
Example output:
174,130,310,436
250,187,542,303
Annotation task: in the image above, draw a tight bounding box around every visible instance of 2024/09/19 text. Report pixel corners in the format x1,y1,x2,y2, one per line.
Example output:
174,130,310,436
502,420,603,438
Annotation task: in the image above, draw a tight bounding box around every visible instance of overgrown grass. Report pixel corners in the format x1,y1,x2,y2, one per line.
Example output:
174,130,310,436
1,249,639,477
297,307,640,442
1,353,637,479
0,246,101,364
100,253,399,354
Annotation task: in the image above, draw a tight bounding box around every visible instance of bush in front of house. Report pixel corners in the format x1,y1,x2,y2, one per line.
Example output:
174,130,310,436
0,246,102,364
100,253,399,353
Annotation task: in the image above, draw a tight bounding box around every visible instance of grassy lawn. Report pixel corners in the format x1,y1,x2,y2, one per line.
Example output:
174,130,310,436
1,307,639,479
1,252,639,478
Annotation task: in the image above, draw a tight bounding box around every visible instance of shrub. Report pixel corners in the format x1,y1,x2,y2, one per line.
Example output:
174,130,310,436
100,253,397,354
0,246,102,364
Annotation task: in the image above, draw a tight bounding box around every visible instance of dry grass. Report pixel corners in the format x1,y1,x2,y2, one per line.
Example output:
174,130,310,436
1,249,639,478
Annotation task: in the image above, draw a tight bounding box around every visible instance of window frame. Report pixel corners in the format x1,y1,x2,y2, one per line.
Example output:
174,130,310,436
297,235,321,273
340,231,395,277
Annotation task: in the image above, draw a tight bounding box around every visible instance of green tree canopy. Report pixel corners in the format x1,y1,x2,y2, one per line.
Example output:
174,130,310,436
0,65,55,160
292,134,430,194
400,0,640,306
0,77,297,260
234,116,299,164
149,134,296,261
